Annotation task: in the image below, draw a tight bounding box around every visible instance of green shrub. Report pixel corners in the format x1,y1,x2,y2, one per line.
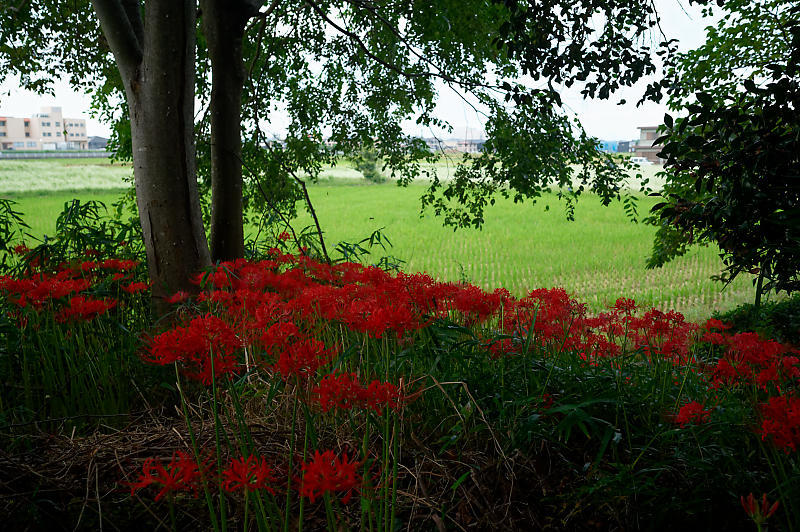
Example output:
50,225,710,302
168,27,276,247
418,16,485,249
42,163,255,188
713,294,800,346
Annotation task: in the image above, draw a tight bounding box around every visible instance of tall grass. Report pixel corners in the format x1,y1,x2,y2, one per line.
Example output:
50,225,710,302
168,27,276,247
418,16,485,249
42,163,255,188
0,158,131,193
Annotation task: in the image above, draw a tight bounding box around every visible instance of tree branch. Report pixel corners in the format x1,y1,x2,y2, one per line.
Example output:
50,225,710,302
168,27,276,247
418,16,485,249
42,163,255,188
121,0,144,46
91,0,143,75
304,0,496,90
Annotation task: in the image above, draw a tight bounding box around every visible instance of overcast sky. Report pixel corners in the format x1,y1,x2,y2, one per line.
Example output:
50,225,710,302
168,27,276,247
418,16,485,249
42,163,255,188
0,0,714,141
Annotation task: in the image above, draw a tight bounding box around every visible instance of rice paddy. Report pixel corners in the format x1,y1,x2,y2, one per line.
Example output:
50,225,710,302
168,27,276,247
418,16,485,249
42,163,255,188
0,157,757,319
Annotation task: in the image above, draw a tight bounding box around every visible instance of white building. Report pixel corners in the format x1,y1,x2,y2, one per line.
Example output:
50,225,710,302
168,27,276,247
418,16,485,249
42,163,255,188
0,106,88,150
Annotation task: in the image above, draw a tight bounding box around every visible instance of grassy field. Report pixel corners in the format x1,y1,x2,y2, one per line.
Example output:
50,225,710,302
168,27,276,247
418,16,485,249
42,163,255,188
0,157,755,319
295,181,755,319
0,158,132,193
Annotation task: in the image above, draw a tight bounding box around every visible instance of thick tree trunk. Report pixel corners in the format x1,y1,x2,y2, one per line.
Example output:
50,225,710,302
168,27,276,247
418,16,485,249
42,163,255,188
93,0,211,308
202,0,256,262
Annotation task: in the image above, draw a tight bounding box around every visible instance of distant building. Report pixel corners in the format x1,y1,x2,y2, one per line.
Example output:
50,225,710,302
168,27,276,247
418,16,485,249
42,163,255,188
423,138,444,152
455,139,485,153
421,138,485,153
617,140,633,153
88,136,108,150
633,126,664,163
0,106,88,150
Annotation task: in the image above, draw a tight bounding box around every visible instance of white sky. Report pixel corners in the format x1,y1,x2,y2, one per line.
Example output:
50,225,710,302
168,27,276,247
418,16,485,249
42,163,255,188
0,0,713,141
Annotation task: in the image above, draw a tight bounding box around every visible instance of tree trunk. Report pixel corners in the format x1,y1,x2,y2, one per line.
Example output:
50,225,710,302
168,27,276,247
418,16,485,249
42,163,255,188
93,0,211,309
202,0,256,262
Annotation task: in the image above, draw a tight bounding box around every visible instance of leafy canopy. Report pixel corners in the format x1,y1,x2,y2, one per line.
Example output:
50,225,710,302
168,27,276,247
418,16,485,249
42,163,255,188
650,6,800,301
1,0,687,230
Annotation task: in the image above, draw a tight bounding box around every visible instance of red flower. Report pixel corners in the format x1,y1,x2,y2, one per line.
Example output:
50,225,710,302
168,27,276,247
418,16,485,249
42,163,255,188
56,295,117,322
166,291,190,304
128,451,206,501
612,297,636,314
145,314,242,384
79,260,98,272
122,281,150,294
740,493,779,525
760,394,800,452
362,380,403,415
313,372,364,412
101,258,140,271
274,338,333,381
278,231,291,241
299,450,362,503
673,401,712,427
222,455,277,494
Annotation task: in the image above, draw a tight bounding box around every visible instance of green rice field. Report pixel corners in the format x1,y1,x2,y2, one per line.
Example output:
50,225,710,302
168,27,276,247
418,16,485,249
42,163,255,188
0,157,757,319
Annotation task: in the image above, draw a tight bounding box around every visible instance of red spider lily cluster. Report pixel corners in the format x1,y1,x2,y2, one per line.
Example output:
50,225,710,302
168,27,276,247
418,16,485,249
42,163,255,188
127,451,208,501
128,449,361,504
313,372,402,415
145,314,242,385
135,251,800,454
3,247,800,461
0,256,145,324
299,450,362,504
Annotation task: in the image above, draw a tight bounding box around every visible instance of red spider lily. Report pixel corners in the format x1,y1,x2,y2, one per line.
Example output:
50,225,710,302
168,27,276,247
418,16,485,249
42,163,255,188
274,338,333,381
128,451,207,501
0,274,92,308
278,231,291,241
612,297,636,314
313,372,365,412
704,318,731,331
362,380,403,415
56,295,117,322
12,244,30,255
145,314,242,384
222,455,277,494
673,401,712,427
78,260,98,272
299,450,362,504
740,493,779,527
101,258,140,271
759,394,800,452
259,321,301,355
166,291,190,304
312,372,405,414
122,281,150,294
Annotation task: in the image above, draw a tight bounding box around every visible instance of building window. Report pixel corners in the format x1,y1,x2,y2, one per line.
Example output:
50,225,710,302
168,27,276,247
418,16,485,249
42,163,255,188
13,142,24,147
25,132,30,137
55,121,60,127
27,142,36,147
0,132,5,137
0,120,5,126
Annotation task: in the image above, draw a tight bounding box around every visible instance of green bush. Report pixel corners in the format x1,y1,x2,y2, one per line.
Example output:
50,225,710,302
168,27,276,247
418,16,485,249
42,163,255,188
713,294,800,346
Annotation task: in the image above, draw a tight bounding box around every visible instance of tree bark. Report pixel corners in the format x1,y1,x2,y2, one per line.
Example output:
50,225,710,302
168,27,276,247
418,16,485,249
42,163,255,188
201,0,258,262
92,0,211,308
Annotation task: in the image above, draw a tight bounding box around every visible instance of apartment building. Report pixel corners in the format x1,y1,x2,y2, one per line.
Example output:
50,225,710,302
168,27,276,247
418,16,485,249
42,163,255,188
633,125,664,163
0,106,88,150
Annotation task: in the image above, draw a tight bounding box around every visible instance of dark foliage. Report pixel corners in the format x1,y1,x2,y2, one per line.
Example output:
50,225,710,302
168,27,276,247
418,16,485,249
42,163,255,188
649,13,800,302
